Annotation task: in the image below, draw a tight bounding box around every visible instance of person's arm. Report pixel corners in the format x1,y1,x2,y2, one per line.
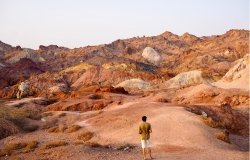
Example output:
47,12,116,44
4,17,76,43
149,124,152,133
139,125,142,134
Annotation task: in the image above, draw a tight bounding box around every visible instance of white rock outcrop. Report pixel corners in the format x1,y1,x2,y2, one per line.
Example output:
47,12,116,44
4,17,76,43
214,54,249,91
49,83,69,93
142,47,161,66
164,70,207,89
6,49,45,63
115,78,151,90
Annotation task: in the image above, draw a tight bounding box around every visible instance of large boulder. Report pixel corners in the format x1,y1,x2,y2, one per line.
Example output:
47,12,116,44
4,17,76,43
16,80,30,99
142,47,161,66
6,48,45,63
115,78,151,90
163,70,207,89
214,54,249,91
49,83,69,94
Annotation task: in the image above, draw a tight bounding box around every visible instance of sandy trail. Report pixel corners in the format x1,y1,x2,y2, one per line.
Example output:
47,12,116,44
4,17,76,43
80,101,248,160
1,101,248,160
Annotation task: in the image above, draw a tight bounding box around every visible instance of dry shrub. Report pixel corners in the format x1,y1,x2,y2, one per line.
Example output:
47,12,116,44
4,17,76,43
25,141,39,150
0,118,19,139
88,94,102,100
215,131,230,143
41,112,53,117
74,141,85,145
57,112,66,118
66,125,81,133
22,141,39,153
47,126,58,132
0,105,41,139
0,140,39,156
41,118,58,129
57,124,67,132
0,142,27,156
20,106,42,120
47,124,81,133
156,98,168,103
47,124,67,133
42,141,68,149
23,124,39,132
85,142,105,148
117,144,135,150
77,131,94,142
186,105,249,136
201,117,224,128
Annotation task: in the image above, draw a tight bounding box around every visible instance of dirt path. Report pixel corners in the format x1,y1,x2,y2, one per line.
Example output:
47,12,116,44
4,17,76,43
0,101,248,160
82,102,249,160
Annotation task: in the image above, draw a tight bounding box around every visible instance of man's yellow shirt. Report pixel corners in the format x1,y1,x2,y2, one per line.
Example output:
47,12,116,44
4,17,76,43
139,122,152,140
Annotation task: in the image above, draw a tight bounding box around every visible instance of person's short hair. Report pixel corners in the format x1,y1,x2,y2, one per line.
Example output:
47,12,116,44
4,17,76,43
142,116,147,122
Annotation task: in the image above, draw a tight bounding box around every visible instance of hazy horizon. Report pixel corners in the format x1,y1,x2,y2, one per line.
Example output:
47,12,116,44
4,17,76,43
0,0,249,49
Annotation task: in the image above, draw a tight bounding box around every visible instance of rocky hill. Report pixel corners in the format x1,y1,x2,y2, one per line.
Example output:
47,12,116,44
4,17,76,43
0,29,249,160
0,29,248,95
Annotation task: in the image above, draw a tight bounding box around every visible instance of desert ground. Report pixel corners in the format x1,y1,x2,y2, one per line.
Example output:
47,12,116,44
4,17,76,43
0,29,249,159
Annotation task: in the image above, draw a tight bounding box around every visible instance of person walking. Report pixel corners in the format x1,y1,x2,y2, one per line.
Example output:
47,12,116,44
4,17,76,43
139,116,153,160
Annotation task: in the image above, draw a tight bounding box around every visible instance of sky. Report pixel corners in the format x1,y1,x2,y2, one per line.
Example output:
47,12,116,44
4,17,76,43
0,0,249,49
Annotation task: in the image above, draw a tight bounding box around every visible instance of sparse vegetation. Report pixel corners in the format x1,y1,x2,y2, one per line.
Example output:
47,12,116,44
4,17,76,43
0,142,28,156
22,140,39,153
47,124,67,133
116,144,135,150
85,142,107,148
46,124,82,133
0,105,42,139
77,131,94,142
201,117,224,128
66,125,81,133
42,141,68,149
186,105,249,136
215,131,230,143
23,124,39,132
0,118,19,139
88,94,102,100
41,112,53,117
0,104,42,121
57,112,67,118
0,140,39,156
74,141,85,145
42,118,58,129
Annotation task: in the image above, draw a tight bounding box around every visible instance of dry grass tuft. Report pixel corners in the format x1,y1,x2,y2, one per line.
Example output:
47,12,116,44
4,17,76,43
57,112,66,118
47,126,57,132
88,94,102,100
42,141,68,149
0,140,39,156
85,142,105,148
47,124,68,133
66,125,81,133
116,144,135,150
23,124,39,132
77,131,94,142
0,105,42,139
0,142,28,156
25,141,39,150
0,118,19,139
41,118,58,129
215,131,230,143
156,98,168,103
22,141,39,153
201,117,224,128
74,141,85,145
41,112,53,117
